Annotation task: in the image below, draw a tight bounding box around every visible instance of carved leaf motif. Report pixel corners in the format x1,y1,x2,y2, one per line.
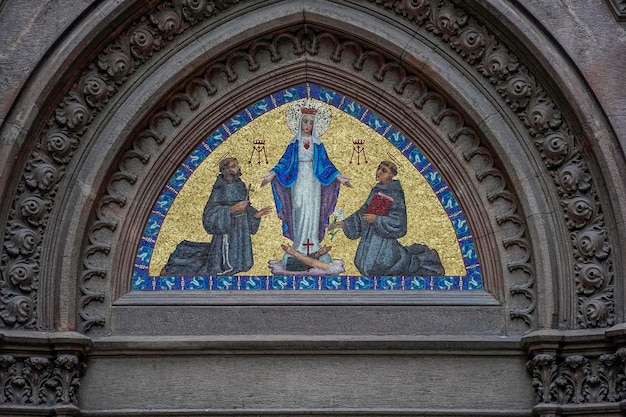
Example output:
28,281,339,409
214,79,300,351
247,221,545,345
538,132,570,168
524,94,563,134
478,42,519,82
498,72,534,111
23,357,51,405
0,355,17,403
98,40,134,82
0,294,34,326
150,3,185,36
598,354,618,402
4,221,39,257
397,0,431,24
180,0,215,24
450,24,486,63
23,155,59,192
129,21,163,60
6,259,37,293
575,261,606,295
44,128,75,164
55,92,91,131
79,70,114,109
527,353,557,403
17,195,48,227
580,294,613,328
427,0,467,41
564,196,595,229
575,225,610,260
558,157,592,194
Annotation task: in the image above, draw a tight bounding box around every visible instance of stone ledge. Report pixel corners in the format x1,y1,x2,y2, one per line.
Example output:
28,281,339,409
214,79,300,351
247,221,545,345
89,334,523,356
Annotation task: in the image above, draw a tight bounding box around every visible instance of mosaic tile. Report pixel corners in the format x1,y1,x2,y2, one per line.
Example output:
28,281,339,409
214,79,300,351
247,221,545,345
460,240,478,265
378,276,401,290
349,276,374,290
132,83,484,292
143,214,162,240
339,99,366,119
156,276,179,291
296,276,320,290
169,167,190,191
224,112,251,135
135,242,154,265
185,276,209,290
268,276,293,290
153,188,176,216
323,276,347,290
213,276,238,290
406,276,429,290
187,145,210,170
385,127,408,149
362,111,388,134
438,189,460,215
248,98,274,118
132,271,151,290
451,215,469,238
437,276,459,290
402,146,428,171
205,127,228,150
310,85,342,107
241,276,267,290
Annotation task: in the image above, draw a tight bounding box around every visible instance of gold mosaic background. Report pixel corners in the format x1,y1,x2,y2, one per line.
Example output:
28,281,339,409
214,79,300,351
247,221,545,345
149,102,465,276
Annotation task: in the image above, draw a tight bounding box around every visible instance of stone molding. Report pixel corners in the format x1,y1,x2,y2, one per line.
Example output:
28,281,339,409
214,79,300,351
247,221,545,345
605,0,626,21
83,28,529,334
0,0,615,334
0,331,90,413
524,326,626,415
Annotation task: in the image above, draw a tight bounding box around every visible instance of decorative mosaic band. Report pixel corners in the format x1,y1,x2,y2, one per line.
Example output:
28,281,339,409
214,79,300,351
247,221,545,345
132,83,482,291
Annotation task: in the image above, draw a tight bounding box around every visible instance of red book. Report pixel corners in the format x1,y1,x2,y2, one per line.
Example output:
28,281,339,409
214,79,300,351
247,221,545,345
366,192,394,216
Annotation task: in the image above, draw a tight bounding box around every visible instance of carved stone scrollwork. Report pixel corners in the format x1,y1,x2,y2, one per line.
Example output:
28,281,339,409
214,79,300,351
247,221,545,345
79,21,533,332
527,348,626,404
0,353,85,406
371,0,615,328
0,1,241,331
0,0,615,333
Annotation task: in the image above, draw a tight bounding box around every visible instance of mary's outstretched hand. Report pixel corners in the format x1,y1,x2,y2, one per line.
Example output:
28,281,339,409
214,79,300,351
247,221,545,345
260,171,275,187
337,174,352,187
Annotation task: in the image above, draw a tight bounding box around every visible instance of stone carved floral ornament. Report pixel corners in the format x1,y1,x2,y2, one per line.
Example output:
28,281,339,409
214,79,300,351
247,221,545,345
0,0,614,332
527,348,626,405
0,354,85,406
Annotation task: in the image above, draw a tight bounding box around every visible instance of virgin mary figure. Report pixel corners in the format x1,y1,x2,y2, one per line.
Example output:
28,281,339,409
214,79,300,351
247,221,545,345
261,100,351,268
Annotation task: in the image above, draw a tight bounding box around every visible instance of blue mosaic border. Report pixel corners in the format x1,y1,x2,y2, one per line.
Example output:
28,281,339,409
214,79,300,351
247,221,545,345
132,83,482,291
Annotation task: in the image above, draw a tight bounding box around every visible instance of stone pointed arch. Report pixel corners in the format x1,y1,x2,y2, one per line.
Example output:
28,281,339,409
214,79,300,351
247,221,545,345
1,0,625,415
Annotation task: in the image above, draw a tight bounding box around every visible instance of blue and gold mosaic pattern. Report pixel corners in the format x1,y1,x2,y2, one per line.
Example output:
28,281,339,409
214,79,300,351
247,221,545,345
132,83,482,291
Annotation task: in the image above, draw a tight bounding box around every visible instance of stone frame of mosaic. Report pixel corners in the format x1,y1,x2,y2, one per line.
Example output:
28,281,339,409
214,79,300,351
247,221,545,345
132,83,482,292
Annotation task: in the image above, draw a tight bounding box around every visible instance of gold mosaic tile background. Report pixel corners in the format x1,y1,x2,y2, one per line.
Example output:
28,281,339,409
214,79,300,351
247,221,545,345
149,103,465,276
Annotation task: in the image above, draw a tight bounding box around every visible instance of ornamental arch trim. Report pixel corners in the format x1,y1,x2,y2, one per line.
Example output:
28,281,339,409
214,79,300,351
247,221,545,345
0,0,618,335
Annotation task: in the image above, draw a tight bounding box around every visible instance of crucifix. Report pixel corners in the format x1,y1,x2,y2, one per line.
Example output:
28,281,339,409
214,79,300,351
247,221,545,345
302,238,314,256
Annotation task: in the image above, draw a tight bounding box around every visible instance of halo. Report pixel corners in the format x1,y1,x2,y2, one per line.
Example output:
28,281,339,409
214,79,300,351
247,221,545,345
286,99,332,137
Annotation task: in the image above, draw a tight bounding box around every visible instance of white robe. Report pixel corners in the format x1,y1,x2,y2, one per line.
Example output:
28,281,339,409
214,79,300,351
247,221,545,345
291,137,321,254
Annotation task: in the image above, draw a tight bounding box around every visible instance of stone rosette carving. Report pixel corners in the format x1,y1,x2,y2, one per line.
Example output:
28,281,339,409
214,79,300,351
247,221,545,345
0,353,85,406
527,348,626,404
0,0,615,332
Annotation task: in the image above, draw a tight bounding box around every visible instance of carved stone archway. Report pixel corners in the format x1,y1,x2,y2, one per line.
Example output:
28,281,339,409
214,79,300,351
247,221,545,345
1,1,625,416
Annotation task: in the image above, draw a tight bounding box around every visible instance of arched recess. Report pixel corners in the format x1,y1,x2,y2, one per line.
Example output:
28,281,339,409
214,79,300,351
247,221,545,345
0,0,621,339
